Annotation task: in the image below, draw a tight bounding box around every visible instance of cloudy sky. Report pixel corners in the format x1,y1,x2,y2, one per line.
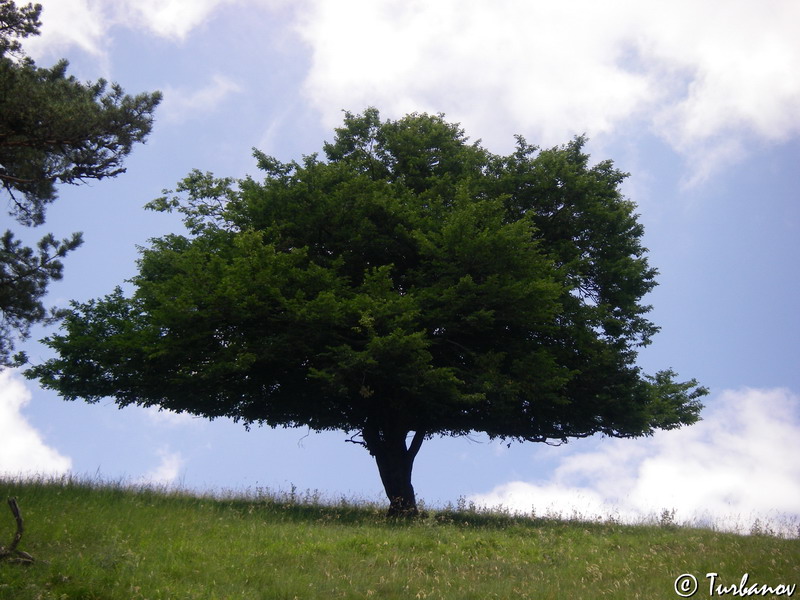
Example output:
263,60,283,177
3,0,799,534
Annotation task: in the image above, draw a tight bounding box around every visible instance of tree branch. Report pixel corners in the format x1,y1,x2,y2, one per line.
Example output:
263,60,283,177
2,181,36,221
407,430,425,461
344,430,367,448
0,172,37,185
0,498,35,564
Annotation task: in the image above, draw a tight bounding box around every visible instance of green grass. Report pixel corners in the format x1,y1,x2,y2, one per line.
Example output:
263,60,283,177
1,477,798,599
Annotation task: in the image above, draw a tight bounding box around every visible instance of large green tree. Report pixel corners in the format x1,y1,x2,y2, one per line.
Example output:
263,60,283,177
0,1,161,365
27,109,706,515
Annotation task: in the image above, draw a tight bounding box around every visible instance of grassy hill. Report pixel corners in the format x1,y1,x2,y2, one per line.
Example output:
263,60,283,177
1,477,798,599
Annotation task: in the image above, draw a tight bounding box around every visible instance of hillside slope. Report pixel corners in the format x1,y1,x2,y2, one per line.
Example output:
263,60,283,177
1,478,798,599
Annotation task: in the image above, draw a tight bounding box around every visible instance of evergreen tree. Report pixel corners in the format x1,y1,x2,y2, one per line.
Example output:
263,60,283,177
0,1,161,364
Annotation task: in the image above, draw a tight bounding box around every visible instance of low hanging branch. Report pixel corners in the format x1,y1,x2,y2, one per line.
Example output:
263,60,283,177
0,498,35,564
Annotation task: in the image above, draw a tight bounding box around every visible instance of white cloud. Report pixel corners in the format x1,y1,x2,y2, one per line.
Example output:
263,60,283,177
121,0,297,39
119,0,233,41
0,370,72,478
135,448,185,486
161,74,243,122
24,0,236,62
27,0,295,59
296,0,800,179
144,406,202,427
297,0,649,147
25,0,110,59
23,0,800,181
641,0,800,184
470,387,800,535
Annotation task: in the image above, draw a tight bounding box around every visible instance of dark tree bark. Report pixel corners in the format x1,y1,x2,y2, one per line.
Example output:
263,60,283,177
362,423,425,517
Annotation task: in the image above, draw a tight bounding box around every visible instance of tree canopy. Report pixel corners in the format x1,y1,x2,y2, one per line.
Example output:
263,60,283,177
27,108,707,515
0,0,161,365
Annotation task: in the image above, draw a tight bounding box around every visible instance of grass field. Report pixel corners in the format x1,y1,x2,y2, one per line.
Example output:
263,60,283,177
1,477,798,599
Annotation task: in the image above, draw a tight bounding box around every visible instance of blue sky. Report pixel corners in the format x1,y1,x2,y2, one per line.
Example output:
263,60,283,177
2,0,799,533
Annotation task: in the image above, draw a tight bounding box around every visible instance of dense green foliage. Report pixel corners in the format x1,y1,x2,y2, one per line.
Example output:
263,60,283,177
1,478,797,600
0,0,161,365
27,108,706,513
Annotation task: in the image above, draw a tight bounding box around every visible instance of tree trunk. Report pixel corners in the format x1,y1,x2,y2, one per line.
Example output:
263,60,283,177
362,423,425,517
